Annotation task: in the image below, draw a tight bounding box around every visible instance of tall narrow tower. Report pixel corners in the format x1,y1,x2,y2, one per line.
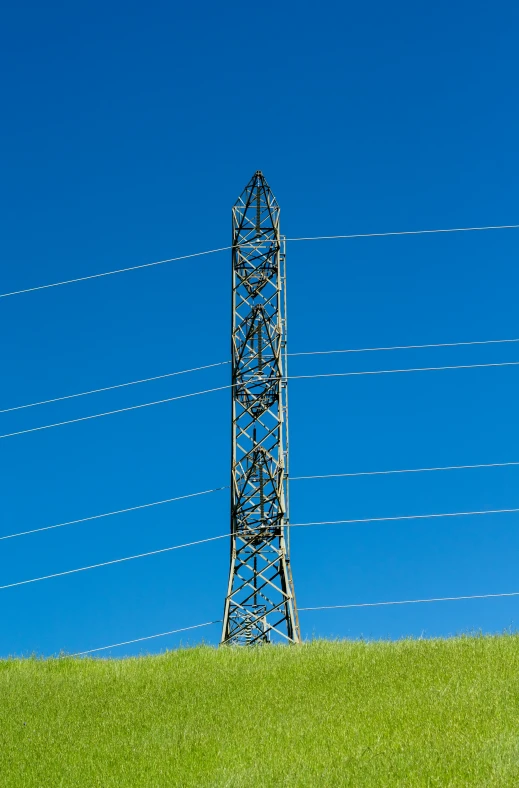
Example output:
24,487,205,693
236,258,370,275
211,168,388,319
221,171,300,645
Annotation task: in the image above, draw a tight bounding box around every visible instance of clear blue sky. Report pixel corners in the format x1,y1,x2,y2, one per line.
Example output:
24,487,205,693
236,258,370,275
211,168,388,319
1,0,518,656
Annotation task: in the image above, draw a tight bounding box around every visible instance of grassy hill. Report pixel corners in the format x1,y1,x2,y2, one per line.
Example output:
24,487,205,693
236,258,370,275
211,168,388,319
1,636,519,786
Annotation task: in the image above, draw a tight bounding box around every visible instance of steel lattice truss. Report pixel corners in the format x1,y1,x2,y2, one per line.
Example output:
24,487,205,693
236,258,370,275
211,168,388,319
221,172,300,645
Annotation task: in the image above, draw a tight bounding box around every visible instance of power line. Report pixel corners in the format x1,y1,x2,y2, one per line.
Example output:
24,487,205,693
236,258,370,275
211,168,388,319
0,533,230,592
70,620,221,657
289,360,519,383
284,223,519,243
0,383,232,441
2,223,518,300
4,460,518,544
0,361,230,415
5,337,517,417
0,487,227,542
3,506,519,594
299,590,519,612
71,588,519,655
2,360,519,442
289,337,519,357
290,460,519,482
0,246,232,299
289,507,519,529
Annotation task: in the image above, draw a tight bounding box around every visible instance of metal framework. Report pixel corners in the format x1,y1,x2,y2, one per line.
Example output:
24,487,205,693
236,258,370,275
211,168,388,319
221,171,300,645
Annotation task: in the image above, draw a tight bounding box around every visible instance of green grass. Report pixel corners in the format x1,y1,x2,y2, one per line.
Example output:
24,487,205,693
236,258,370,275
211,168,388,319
2,636,519,786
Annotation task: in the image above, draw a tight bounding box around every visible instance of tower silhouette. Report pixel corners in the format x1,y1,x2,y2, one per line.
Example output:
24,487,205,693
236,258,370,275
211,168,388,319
221,172,300,645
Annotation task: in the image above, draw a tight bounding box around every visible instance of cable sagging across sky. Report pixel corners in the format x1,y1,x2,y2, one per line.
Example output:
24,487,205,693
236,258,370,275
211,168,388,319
2,506,519,593
299,590,519,611
288,507,519,530
289,337,519,357
0,246,233,299
2,223,518,299
3,337,518,416
0,486,227,542
70,588,519,655
71,620,222,656
0,361,230,415
4,460,519,544
0,533,230,592
290,460,519,482
0,383,232,441
2,360,519,442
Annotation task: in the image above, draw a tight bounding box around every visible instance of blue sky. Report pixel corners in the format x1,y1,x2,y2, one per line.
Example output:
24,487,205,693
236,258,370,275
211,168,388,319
1,0,518,656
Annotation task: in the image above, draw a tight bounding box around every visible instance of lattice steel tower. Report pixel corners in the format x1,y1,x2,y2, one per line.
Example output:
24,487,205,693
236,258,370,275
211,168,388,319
221,171,300,645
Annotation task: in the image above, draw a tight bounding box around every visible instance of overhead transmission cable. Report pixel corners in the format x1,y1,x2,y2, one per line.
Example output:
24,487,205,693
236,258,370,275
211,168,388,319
3,461,519,543
0,361,230,415
284,224,519,243
0,533,230,592
290,460,519,482
298,591,519,612
70,588,519,655
288,507,519,529
288,360,519,382
289,337,519,357
3,337,518,416
2,506,519,593
2,223,518,300
0,487,227,542
71,588,519,655
2,360,519,442
0,246,232,299
0,383,232,441
71,621,221,657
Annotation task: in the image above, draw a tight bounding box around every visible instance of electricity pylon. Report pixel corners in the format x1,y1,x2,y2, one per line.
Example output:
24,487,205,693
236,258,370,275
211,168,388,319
221,171,300,645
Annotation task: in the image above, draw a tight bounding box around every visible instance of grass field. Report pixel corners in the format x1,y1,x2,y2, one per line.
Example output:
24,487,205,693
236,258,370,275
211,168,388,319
1,636,519,786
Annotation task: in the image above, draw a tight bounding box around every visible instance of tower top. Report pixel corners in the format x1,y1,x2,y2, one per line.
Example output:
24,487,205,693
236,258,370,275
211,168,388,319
234,171,279,214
